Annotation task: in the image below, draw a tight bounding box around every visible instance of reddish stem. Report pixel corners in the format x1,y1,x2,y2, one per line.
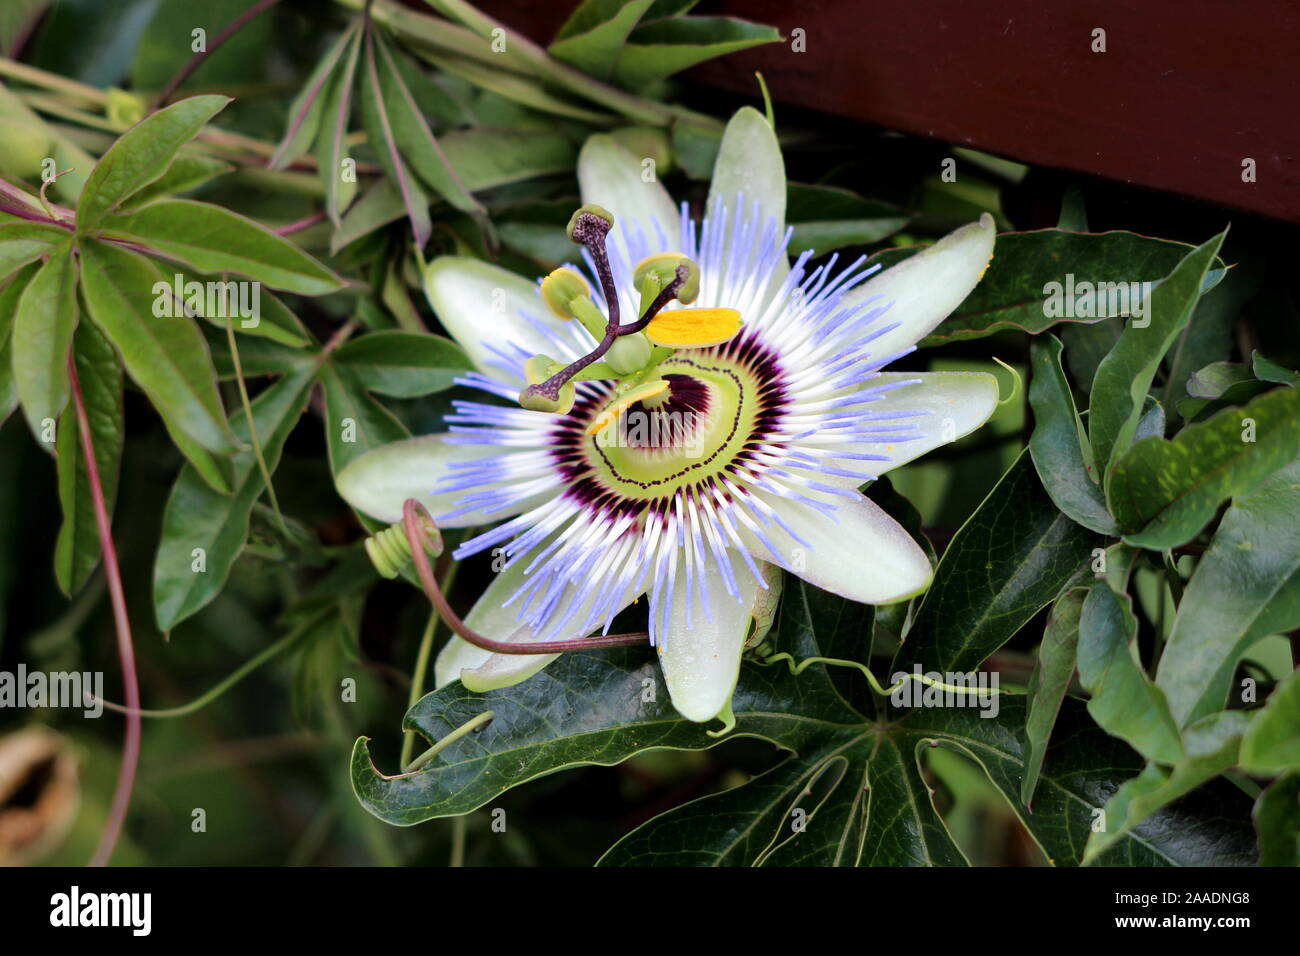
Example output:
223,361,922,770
69,355,141,866
274,210,328,236
153,0,282,108
402,499,649,654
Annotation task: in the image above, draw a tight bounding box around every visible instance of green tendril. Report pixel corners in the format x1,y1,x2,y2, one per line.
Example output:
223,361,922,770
402,710,496,773
762,653,1008,699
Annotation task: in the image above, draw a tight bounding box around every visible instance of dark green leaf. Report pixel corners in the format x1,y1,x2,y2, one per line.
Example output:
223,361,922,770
1253,351,1300,386
100,198,343,295
1240,673,1300,775
269,20,361,171
1156,460,1300,726
550,0,656,79
370,30,485,221
318,21,363,227
1108,385,1300,548
897,449,1102,674
1088,231,1226,477
612,17,782,88
1254,773,1300,866
864,230,1225,347
0,264,38,424
332,331,472,397
786,183,909,258
79,239,239,464
1021,587,1085,808
1077,582,1184,764
1028,334,1117,534
319,361,409,474
153,364,315,630
1083,710,1251,863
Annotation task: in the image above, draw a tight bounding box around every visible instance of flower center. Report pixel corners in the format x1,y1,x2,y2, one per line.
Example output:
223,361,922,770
553,332,784,506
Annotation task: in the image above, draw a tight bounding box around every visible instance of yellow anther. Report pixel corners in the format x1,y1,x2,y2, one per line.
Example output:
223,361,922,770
644,308,742,348
540,268,593,320
586,379,670,436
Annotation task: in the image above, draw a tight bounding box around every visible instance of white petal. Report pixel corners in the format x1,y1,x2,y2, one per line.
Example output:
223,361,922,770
423,256,567,387
658,558,764,723
335,434,550,526
821,370,1001,486
577,134,679,258
435,550,644,693
742,491,932,605
842,214,996,360
708,106,786,233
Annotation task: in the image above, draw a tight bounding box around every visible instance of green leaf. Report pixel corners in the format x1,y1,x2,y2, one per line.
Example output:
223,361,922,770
369,30,485,221
353,570,1252,865
1253,351,1300,386
1161,268,1254,424
1077,581,1184,765
359,28,432,247
1156,460,1300,726
331,331,472,397
79,240,239,462
439,128,576,192
863,230,1225,347
1083,710,1252,863
100,199,343,295
122,153,233,207
0,263,38,424
1108,385,1300,548
1021,587,1085,808
896,449,1102,674
1028,334,1118,534
1088,231,1226,477
269,20,361,171
1254,773,1300,866
54,320,123,594
612,17,782,88
318,21,364,227
12,240,77,440
550,0,655,79
786,183,909,258
1240,673,1300,775
318,361,409,475
171,271,310,348
0,221,71,283
77,94,230,231
153,364,315,630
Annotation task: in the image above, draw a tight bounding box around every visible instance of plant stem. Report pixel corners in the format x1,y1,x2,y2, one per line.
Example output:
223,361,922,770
399,614,439,769
224,310,289,535
154,0,284,109
69,356,140,867
0,56,105,104
450,814,466,867
402,710,495,772
91,617,308,718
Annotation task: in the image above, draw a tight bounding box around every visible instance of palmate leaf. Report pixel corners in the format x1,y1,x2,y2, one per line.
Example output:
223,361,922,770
1028,334,1117,535
549,0,656,80
352,576,1255,866
76,94,230,231
1106,384,1300,549
862,229,1227,347
1155,460,1300,726
153,363,316,630
1088,231,1226,477
895,449,1102,676
611,17,782,88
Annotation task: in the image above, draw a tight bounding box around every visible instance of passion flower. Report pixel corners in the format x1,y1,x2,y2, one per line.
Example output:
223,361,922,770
336,108,999,723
